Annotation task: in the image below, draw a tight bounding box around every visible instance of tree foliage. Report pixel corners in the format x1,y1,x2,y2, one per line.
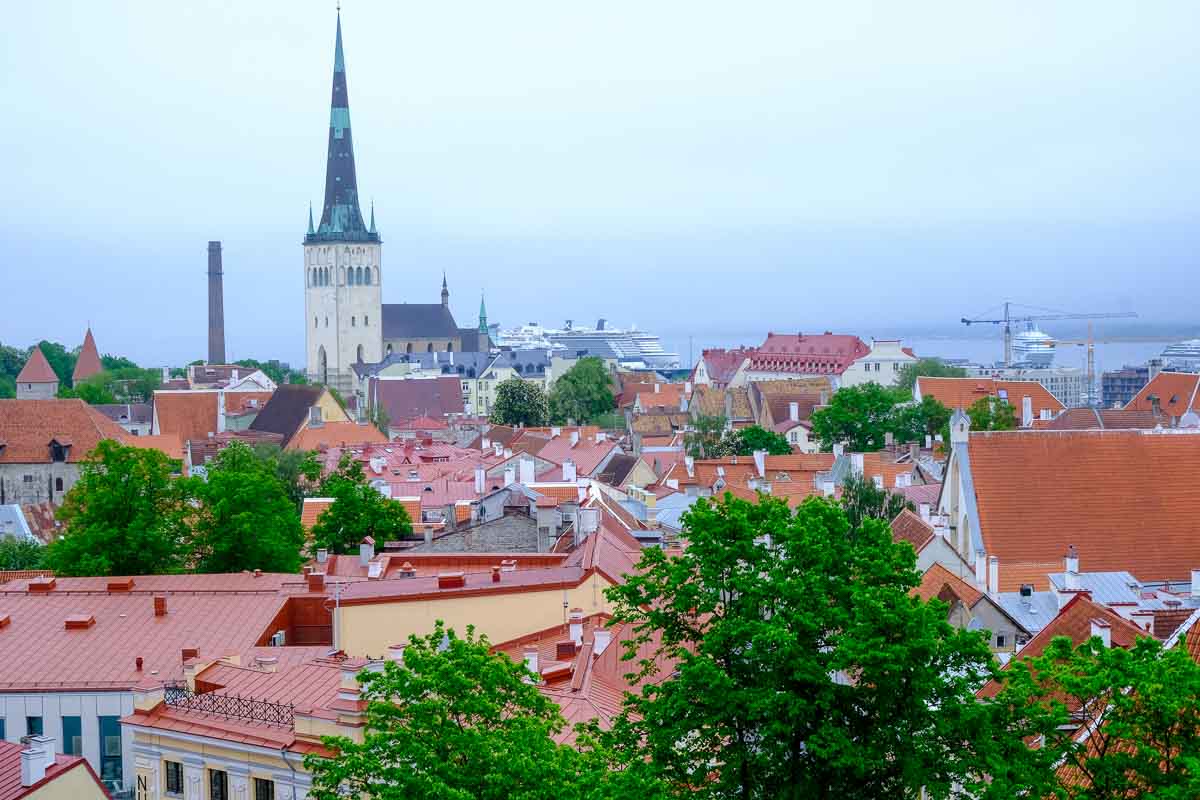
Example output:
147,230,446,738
234,358,309,385
311,457,413,555
725,424,793,456
601,492,995,799
810,383,949,452
839,473,914,531
46,440,193,576
978,635,1200,799
895,358,967,393
250,443,320,512
490,377,549,427
0,538,45,570
685,414,729,458
57,367,162,404
36,340,77,388
190,442,305,573
304,623,649,800
549,357,615,424
939,397,1018,445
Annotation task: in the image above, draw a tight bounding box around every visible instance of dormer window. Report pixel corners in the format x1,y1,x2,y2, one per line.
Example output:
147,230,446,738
49,441,70,463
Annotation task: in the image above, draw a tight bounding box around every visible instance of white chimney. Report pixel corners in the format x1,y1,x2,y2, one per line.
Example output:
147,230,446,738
161,366,170,383
1191,569,1200,600
974,551,987,590
474,465,486,494
593,627,613,655
20,749,45,788
519,457,535,485
1022,396,1033,427
851,453,864,476
833,443,845,458
822,480,835,497
1064,568,1080,592
29,736,55,770
231,368,239,382
872,475,883,489
493,442,503,457
1091,619,1111,648
1064,546,1079,577
482,436,491,450
503,447,513,460
653,383,660,394
359,538,375,567
752,450,766,478
987,556,999,595
503,466,515,487
217,391,227,434
684,456,695,477
570,430,580,447
918,503,931,521
924,434,932,449
316,548,328,564
563,459,577,483
789,401,799,422
569,609,584,645
523,646,539,679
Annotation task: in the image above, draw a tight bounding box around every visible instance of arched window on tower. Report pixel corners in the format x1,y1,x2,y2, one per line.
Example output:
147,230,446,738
355,266,363,285
406,343,413,354
446,342,454,353
364,267,371,285
364,315,369,326
427,343,434,353
351,316,356,327
356,344,365,363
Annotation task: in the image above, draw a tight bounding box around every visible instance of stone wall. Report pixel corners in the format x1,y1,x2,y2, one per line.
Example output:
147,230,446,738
0,462,80,506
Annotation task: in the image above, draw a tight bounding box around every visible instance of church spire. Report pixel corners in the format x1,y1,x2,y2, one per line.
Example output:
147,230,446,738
307,202,315,235
478,291,488,334
307,9,376,243
441,272,449,307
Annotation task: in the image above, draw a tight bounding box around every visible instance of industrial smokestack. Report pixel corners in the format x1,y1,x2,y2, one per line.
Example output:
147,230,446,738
207,241,226,364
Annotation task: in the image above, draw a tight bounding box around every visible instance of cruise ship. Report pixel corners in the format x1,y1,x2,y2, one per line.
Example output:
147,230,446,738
1160,339,1200,371
1011,326,1056,367
495,320,680,369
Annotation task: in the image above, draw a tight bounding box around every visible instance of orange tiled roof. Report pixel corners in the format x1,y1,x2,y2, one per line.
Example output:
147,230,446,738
154,391,273,447
969,430,1200,584
72,328,103,384
288,421,389,452
912,562,983,607
301,498,334,531
891,509,935,552
14,346,58,384
917,377,1064,421
0,399,129,463
1126,372,1200,417
125,434,184,462
1037,407,1163,431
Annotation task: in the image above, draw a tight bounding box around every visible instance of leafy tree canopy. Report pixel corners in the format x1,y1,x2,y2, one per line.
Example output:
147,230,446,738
978,635,1200,800
839,473,914,531
190,441,305,573
311,456,413,555
234,358,309,385
685,414,729,459
101,354,139,371
250,443,320,512
36,340,77,388
549,357,615,425
725,424,793,456
601,492,995,799
809,382,901,452
895,358,967,393
0,538,45,570
939,397,1017,445
490,377,549,427
45,440,193,576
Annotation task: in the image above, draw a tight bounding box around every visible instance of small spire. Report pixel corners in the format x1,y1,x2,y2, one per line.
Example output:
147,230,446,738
307,203,315,235
369,199,376,233
478,290,488,334
442,270,447,290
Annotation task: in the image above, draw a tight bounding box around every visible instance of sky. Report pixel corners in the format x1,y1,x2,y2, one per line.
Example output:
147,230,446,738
2,1,1199,367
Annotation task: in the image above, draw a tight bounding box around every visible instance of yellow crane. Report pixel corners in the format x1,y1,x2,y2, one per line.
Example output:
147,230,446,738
1050,324,1178,406
961,302,1138,367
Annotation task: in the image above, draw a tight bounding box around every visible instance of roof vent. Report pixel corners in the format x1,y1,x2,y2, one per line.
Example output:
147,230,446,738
437,572,466,589
555,640,578,660
500,559,518,572
107,577,135,592
181,647,199,662
307,572,326,593
154,596,167,617
64,614,95,630
27,577,55,593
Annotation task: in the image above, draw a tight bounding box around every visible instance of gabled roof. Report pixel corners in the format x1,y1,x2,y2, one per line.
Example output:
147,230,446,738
0,740,109,800
912,562,983,607
891,509,935,552
698,347,754,385
594,453,640,487
288,421,388,452
915,377,1064,421
370,376,464,423
157,391,274,447
967,430,1200,584
249,385,326,445
381,303,461,340
0,400,128,463
15,346,57,384
1037,407,1162,431
1126,371,1200,417
92,403,153,426
72,329,103,384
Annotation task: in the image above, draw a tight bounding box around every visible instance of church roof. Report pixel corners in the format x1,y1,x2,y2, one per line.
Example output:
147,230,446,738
16,346,58,384
305,12,378,244
72,328,104,384
382,304,461,340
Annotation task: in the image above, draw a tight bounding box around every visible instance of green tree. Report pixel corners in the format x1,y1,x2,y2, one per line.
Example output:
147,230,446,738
37,341,77,388
725,424,793,456
809,383,900,452
100,354,139,371
839,473,914,531
45,441,193,576
234,358,309,385
304,623,599,800
892,395,952,445
311,457,412,555
190,442,305,573
549,357,615,424
0,343,25,398
58,379,117,405
895,358,968,394
251,443,320,511
601,492,995,799
978,635,1200,799
490,377,549,427
939,397,1018,445
0,538,45,570
685,414,729,459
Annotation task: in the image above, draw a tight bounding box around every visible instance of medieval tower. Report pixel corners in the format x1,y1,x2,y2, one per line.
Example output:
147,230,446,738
304,11,382,390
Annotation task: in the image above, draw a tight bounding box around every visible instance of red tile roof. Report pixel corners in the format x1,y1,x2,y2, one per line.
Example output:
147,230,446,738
1037,407,1163,431
14,346,58,384
288,421,389,452
916,377,1064,422
912,562,984,607
370,376,464,422
0,740,109,800
301,498,334,531
749,333,870,376
72,329,103,384
891,509,935,552
697,347,754,385
154,391,273,448
968,430,1200,584
0,400,129,463
1126,372,1200,417
125,434,184,462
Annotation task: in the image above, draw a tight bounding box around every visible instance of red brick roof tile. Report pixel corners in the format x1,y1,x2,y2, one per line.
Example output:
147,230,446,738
917,377,1064,421
912,562,983,607
14,346,58,384
72,329,103,384
1126,372,1200,417
0,400,129,463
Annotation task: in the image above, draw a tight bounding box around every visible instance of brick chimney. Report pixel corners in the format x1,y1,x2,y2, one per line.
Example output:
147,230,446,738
154,596,167,617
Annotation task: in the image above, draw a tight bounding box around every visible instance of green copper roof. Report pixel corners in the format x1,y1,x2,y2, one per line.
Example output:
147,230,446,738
305,12,379,244
478,292,488,333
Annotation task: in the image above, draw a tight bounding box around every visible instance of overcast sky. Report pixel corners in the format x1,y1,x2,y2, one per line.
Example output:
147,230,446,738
2,1,1198,366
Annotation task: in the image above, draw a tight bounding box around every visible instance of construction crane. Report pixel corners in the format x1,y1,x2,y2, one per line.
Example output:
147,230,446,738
1051,324,1177,406
961,301,1138,367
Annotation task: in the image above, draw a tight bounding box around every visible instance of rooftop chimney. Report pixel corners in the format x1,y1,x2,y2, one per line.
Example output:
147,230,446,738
307,572,326,593
1191,569,1200,600
474,465,486,494
562,459,577,483
789,401,799,422
20,748,45,788
569,608,584,644
1064,544,1079,576
987,556,999,596
570,430,580,447
593,627,613,655
316,548,329,564
974,551,987,591
519,457,535,485
359,537,375,567
523,646,539,679
1022,396,1033,428
503,466,515,487
154,596,167,617
752,450,767,478
207,241,226,365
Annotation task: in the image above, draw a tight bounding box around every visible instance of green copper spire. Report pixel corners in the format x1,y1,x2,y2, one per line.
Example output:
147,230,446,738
478,291,488,334
307,202,315,235
305,9,378,243
369,199,376,233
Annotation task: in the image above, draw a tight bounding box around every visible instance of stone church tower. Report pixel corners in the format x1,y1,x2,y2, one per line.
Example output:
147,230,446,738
304,11,381,391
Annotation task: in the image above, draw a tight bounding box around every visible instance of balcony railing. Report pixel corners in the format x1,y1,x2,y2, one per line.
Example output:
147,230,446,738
163,683,294,727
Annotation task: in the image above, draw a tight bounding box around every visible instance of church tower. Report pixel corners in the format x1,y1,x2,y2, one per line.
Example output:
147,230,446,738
304,10,382,390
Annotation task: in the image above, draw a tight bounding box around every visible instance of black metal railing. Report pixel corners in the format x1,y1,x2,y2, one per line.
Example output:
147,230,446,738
163,683,294,727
